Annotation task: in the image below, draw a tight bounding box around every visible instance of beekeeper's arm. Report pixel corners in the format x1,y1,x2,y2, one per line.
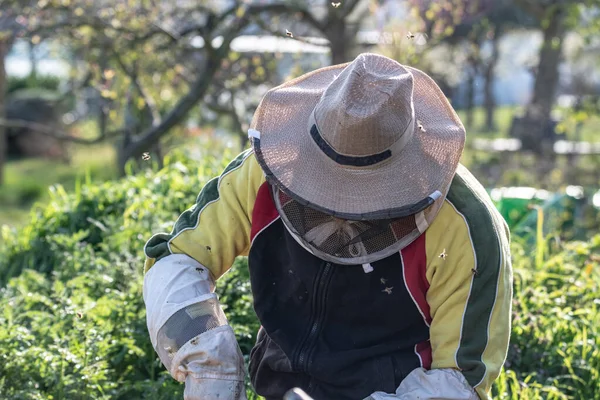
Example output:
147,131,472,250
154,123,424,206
143,149,265,400
367,182,512,400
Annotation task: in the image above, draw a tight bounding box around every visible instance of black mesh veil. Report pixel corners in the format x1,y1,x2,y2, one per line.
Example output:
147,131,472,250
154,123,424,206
271,184,427,265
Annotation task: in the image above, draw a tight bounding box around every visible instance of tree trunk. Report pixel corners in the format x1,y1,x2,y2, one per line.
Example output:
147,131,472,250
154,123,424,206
483,26,501,132
531,11,565,120
0,40,8,186
566,96,583,183
117,131,132,177
239,133,249,151
28,40,37,79
98,52,109,138
121,55,224,164
152,141,164,170
323,0,363,66
327,20,351,65
465,65,476,129
517,7,566,153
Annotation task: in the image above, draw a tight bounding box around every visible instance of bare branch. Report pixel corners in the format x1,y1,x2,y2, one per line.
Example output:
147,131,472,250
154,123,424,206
29,13,181,44
123,65,215,157
122,1,317,159
253,17,330,47
149,21,181,42
56,70,93,104
174,67,195,86
0,119,123,144
207,102,241,129
112,52,162,126
243,2,326,34
207,100,246,146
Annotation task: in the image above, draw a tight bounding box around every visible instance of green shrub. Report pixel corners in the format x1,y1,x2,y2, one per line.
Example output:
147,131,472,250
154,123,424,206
493,236,600,399
0,178,43,206
0,148,245,399
0,147,598,399
8,74,61,94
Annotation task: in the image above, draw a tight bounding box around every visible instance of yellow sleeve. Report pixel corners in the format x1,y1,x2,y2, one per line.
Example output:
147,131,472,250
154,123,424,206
425,166,512,399
144,149,266,279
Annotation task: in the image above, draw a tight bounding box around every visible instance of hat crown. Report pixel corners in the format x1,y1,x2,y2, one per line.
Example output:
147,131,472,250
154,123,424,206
312,53,415,158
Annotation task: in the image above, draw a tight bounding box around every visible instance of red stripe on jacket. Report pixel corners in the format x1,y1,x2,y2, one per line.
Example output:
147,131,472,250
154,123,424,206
250,182,280,242
402,234,432,368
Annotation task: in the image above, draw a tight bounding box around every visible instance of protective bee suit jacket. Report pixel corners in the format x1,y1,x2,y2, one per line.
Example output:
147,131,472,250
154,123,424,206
143,149,512,400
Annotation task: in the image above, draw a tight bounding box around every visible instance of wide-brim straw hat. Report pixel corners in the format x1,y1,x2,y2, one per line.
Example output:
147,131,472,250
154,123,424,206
249,53,465,264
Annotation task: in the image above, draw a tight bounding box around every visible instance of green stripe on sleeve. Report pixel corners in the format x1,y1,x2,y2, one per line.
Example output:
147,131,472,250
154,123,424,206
144,149,252,262
446,167,504,387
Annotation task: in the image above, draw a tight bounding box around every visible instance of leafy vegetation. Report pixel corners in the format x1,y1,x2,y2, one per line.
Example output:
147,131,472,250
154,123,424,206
0,121,116,228
494,235,600,399
0,149,598,400
7,74,61,95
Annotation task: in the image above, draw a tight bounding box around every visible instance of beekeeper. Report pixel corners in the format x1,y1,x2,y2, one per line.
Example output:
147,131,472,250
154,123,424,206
143,53,512,400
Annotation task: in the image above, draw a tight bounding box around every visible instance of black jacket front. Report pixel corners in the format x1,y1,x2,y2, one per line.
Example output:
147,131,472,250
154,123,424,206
247,187,429,400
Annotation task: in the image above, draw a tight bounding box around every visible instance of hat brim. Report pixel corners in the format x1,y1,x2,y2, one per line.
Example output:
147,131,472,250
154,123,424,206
250,62,465,220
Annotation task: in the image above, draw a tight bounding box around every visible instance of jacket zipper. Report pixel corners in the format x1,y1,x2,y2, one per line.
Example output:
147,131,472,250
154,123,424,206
295,261,333,372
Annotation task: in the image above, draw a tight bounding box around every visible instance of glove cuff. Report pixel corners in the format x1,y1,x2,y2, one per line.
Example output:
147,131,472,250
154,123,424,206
171,325,246,383
184,376,248,400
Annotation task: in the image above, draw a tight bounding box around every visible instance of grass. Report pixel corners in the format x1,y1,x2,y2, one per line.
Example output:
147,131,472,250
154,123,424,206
457,105,600,142
0,121,117,228
456,105,518,138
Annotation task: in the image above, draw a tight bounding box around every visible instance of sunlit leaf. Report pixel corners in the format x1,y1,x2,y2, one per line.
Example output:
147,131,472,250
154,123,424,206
235,6,245,18
103,69,116,80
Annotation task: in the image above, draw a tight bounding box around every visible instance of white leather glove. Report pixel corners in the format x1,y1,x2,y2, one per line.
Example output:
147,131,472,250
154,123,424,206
144,254,248,400
171,326,247,400
184,377,247,400
365,368,479,400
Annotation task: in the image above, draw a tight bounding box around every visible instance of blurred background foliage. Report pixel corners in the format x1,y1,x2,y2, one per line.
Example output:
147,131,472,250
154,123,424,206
0,0,599,399
0,0,599,226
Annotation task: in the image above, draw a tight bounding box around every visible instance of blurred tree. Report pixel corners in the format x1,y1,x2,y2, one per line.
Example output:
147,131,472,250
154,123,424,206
322,0,369,64
0,38,7,186
197,0,373,150
205,51,278,149
461,3,534,131
0,0,371,177
512,0,600,153
398,0,496,128
248,0,369,64
0,0,36,185
408,0,532,131
563,32,600,141
0,2,28,185
408,0,496,39
0,0,332,175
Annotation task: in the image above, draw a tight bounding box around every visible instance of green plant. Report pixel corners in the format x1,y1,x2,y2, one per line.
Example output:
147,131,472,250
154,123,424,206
7,74,61,94
493,225,600,399
0,145,260,399
0,147,598,400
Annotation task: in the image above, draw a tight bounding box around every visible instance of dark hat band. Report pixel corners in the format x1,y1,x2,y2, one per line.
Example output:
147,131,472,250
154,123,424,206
309,124,391,167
